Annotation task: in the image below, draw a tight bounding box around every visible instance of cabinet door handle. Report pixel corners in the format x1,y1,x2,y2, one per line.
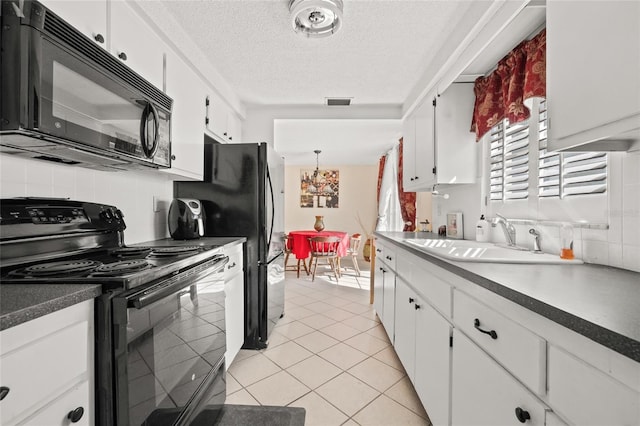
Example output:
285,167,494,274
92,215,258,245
375,248,382,253
415,176,419,180
379,267,386,273
414,304,421,310
227,262,236,269
474,318,498,339
171,154,176,161
410,177,414,181
515,407,531,423
408,297,414,304
94,33,105,44
118,52,127,61
67,407,85,423
386,256,392,261
0,386,9,400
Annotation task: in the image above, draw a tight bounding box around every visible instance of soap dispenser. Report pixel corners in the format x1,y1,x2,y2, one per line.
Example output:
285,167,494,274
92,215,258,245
475,215,490,242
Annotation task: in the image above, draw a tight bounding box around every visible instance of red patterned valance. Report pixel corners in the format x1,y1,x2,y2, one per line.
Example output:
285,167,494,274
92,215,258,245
471,28,546,141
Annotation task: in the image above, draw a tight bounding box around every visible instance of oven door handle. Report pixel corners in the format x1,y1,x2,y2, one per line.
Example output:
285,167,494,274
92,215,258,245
127,256,228,309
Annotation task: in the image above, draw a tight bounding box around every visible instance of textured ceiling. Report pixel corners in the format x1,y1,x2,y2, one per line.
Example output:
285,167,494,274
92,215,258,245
146,0,477,108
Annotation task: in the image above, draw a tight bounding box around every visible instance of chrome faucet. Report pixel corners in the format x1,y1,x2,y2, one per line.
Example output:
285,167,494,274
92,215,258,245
529,228,542,253
491,214,516,246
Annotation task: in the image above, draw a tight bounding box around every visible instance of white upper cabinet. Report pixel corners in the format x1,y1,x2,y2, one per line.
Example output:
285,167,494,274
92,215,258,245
163,50,205,180
109,1,165,90
43,0,165,90
403,83,477,192
41,0,108,47
547,1,640,151
206,95,242,143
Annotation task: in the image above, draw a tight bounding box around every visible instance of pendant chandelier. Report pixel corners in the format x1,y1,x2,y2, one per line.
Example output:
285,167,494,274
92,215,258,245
312,149,321,185
289,0,344,38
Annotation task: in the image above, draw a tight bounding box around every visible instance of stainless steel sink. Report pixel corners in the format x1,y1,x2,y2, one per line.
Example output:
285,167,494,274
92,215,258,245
404,238,583,264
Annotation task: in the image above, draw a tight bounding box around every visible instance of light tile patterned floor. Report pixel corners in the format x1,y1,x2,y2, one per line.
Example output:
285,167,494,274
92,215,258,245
226,261,432,425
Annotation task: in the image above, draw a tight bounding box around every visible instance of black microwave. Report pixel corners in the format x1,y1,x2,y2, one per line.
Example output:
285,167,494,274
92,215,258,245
0,0,172,171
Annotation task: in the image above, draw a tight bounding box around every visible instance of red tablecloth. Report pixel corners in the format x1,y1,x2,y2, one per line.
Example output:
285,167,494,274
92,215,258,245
288,230,349,260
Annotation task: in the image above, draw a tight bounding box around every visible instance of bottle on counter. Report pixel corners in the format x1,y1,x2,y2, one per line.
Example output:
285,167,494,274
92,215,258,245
475,215,490,242
560,223,574,259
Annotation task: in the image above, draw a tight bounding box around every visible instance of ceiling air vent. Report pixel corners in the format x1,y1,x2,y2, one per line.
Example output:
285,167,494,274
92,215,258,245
326,98,351,106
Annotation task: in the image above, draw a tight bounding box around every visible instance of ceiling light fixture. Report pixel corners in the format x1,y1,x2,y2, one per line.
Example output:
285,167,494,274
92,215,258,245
289,0,343,38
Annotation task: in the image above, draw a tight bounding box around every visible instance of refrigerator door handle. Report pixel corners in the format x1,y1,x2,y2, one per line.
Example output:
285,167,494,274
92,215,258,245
266,164,275,253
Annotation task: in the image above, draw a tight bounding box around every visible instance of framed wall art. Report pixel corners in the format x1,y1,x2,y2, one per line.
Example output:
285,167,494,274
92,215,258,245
300,169,339,208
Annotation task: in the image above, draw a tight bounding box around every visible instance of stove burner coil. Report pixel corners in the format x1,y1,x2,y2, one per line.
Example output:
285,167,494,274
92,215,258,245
110,247,152,257
10,260,103,278
148,246,202,257
90,259,152,277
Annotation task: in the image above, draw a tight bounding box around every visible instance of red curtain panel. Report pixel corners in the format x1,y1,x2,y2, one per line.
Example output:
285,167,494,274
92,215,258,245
471,28,546,141
397,138,416,231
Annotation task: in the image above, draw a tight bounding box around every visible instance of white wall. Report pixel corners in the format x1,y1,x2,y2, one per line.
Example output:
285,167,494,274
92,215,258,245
0,154,174,244
284,164,378,257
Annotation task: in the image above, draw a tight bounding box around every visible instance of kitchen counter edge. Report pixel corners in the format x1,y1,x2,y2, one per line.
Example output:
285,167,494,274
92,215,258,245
375,231,640,363
0,238,246,331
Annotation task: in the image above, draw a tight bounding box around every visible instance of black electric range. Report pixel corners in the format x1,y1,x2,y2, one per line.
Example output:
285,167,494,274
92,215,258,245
0,198,229,426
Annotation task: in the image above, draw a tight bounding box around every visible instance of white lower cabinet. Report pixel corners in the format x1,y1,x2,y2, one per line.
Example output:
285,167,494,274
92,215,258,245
381,267,396,342
451,330,547,426
395,278,451,426
547,345,639,426
0,300,94,426
381,238,639,426
373,246,385,320
414,295,451,426
224,244,245,368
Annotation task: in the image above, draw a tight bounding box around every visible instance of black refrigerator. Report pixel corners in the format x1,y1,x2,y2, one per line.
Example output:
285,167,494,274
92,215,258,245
174,140,285,349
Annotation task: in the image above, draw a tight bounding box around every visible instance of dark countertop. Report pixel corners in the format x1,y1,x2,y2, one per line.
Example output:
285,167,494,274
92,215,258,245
0,237,246,332
375,231,640,363
0,284,102,331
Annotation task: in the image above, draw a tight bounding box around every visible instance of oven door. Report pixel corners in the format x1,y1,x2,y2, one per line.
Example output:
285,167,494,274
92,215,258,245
29,32,171,167
112,266,227,426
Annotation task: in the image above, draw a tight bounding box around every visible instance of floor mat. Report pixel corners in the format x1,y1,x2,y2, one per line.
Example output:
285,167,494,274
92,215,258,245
215,404,306,426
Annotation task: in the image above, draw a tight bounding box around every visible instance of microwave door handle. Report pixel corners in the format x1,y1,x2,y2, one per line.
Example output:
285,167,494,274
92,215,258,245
140,102,160,159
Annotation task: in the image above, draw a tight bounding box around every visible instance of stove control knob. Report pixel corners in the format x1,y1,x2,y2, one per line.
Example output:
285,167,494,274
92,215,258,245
100,208,114,223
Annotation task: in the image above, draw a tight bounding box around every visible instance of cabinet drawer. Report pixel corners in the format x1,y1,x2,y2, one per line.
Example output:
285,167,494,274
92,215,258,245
452,330,548,426
454,290,546,395
1,321,89,425
224,244,243,280
380,245,396,271
19,380,91,426
398,254,451,317
548,345,639,425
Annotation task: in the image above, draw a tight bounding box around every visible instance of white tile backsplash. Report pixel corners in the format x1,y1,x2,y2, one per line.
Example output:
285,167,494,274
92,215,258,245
0,154,174,244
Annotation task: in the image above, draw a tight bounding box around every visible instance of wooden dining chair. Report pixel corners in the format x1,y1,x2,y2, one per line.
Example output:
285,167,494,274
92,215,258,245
284,234,308,277
342,234,362,276
308,236,341,282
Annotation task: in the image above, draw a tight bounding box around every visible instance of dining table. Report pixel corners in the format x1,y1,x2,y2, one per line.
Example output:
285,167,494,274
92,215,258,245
288,230,350,261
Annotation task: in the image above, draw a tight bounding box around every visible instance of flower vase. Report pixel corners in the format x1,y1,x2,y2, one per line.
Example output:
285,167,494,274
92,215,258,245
313,216,325,232
363,238,371,262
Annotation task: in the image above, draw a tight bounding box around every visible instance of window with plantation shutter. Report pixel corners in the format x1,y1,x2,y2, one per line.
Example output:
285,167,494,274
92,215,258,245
489,123,504,201
538,100,560,197
489,117,530,201
537,100,606,198
503,119,530,200
489,98,607,204
562,152,607,196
